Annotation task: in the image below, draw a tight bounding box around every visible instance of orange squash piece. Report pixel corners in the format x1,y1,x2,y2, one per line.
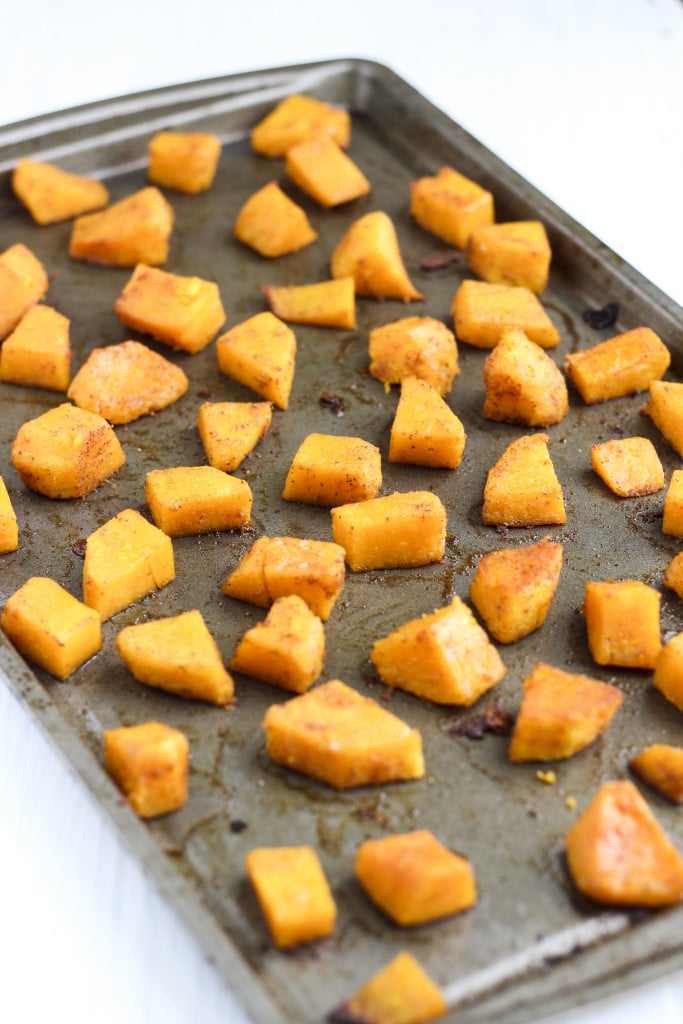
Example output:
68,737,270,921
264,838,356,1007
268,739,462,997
482,433,566,527
630,744,683,804
662,469,683,538
368,316,459,396
466,220,552,293
653,633,683,713
331,491,447,572
482,327,568,426
216,311,296,410
583,579,661,669
0,304,71,392
331,211,424,302
69,186,174,267
329,951,447,1024
451,279,560,349
0,242,49,340
197,400,272,472
145,465,252,536
663,553,683,602
251,93,350,158
234,180,317,258
410,165,494,249
590,436,664,497
262,276,355,329
12,158,109,224
246,845,337,949
104,721,189,819
565,327,670,405
282,432,382,507
0,476,18,554
230,594,324,693
642,380,683,457
147,130,221,194
389,375,466,469
285,136,370,207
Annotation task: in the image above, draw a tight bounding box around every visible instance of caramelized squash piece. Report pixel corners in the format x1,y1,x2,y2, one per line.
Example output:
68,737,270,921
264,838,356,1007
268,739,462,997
246,845,337,949
104,721,189,819
565,327,670,405
331,491,447,572
661,469,683,537
663,552,683,602
0,304,71,392
0,476,18,554
643,380,683,457
331,211,424,302
482,327,568,426
583,580,661,669
282,432,382,507
590,436,664,497
0,242,49,340
389,375,466,469
234,181,317,258
452,279,560,349
69,186,174,266
329,951,447,1024
285,136,370,207
230,594,324,693
251,93,350,157
466,220,552,293
147,130,221,194
262,276,355,329
12,158,109,224
482,433,566,527
369,316,459,396
216,311,296,410
653,633,683,713
145,465,252,536
630,744,683,804
197,400,272,472
410,165,494,249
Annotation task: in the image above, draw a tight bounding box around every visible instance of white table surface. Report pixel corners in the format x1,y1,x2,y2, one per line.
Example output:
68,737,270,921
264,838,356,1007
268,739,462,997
1,1,682,1022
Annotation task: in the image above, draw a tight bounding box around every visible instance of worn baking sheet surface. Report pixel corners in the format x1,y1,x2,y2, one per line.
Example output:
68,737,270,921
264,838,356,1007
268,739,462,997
2,59,683,1023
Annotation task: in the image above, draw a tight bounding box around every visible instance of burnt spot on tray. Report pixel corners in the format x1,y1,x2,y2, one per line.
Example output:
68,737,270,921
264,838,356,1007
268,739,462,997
582,302,619,330
319,393,345,416
448,703,514,740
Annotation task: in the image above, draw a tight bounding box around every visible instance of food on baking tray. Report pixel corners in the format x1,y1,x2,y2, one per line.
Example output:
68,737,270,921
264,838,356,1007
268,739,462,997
368,316,459,396
0,242,49,340
388,375,466,469
222,535,345,621
481,433,566,527
331,490,446,572
147,130,221,194
0,576,102,679
329,950,447,1024
565,779,683,907
662,469,683,537
104,720,189,818
355,829,476,926
451,279,560,349
590,436,665,498
285,136,370,207
230,594,324,693
145,465,252,536
565,326,670,405
12,158,109,224
331,211,424,302
282,432,382,506
582,580,661,670
262,276,356,328
481,327,568,426
630,744,683,804
69,186,174,266
233,180,317,258
663,553,683,601
216,311,296,409
82,508,175,621
251,93,350,158
0,476,18,554
116,609,234,706
466,220,552,293
11,402,125,499
262,678,425,789
508,662,623,762
0,304,71,391
371,595,505,706
67,339,188,423
642,380,683,457
469,539,563,644
410,165,494,250
246,845,337,949
653,634,683,713
196,400,272,472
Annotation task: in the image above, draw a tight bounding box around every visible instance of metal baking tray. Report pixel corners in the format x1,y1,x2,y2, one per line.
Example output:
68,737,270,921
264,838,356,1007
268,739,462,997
2,58,683,1023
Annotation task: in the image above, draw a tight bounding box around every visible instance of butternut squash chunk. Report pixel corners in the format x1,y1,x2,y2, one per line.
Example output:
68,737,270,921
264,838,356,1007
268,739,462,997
147,130,221,194
466,220,551,293
662,469,683,537
234,181,317,258
104,721,189,819
0,476,18,554
482,327,568,426
285,136,370,207
197,400,272,472
663,552,683,602
410,165,494,249
12,158,109,224
282,432,382,507
389,375,466,469
230,594,324,693
482,433,566,527
329,951,447,1024
630,744,683,804
0,242,49,340
368,316,459,397
583,579,661,669
565,327,670,405
251,93,350,157
590,436,664,497
69,186,174,267
642,380,683,456
145,465,251,536
653,633,683,713
451,279,560,349
331,491,446,572
216,311,296,410
246,845,337,949
262,276,355,329
331,211,424,302
0,304,71,392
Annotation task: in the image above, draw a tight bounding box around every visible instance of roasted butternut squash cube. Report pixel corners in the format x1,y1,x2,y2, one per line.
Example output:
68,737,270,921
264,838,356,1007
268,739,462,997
0,576,102,680
630,744,683,804
83,508,175,622
104,721,189,819
331,211,424,302
389,375,466,469
329,951,447,1024
262,678,425,789
482,433,566,527
282,432,381,507
0,242,49,340
565,779,683,907
285,136,370,207
12,159,109,224
197,400,272,472
11,402,125,499
0,476,18,554
145,465,252,536
565,327,670,405
466,220,551,293
262,276,355,329
371,595,505,706
0,304,70,392
234,181,317,258
452,279,560,349
662,469,683,537
230,594,324,693
147,130,221,194
590,436,664,497
643,380,683,457
410,165,494,249
369,316,459,397
216,311,296,410
116,609,233,705
69,186,174,267
251,93,350,158
482,327,568,426
583,579,661,669
246,845,337,949
331,491,447,572
653,633,683,712
663,553,683,602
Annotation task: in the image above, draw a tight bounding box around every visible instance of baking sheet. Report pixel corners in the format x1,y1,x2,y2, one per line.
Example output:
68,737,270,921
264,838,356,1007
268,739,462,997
1,58,683,1023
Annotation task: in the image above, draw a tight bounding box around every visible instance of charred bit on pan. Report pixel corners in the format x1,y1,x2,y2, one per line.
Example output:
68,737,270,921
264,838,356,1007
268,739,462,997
319,393,345,416
449,703,514,740
581,302,619,329
72,538,87,558
420,249,461,271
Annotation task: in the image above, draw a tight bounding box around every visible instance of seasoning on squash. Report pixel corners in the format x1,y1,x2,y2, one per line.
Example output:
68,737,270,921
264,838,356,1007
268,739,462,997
590,436,664,498
565,326,670,405
582,579,661,670
285,136,370,207
245,845,337,949
69,186,174,267
12,158,109,224
451,279,560,349
104,721,189,819
282,432,382,507
147,130,221,194
653,633,683,713
0,242,50,340
329,950,447,1024
331,211,424,302
216,311,296,410
0,304,71,392
482,433,566,528
331,490,447,572
251,93,350,158
388,375,466,469
368,316,459,396
466,220,552,293
230,594,324,693
482,327,568,427
234,180,317,258
410,165,494,249
262,276,356,329
630,744,683,804
642,380,683,457
0,476,18,554
197,400,272,472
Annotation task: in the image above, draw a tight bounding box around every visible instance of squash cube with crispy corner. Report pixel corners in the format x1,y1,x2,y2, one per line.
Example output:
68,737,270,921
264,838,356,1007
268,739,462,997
451,279,560,349
69,186,174,267
114,263,226,354
331,211,424,302
147,131,221,194
0,304,71,392
662,469,683,537
116,609,233,705
145,465,252,537
466,220,552,293
285,136,370,207
12,159,109,224
67,339,188,424
11,402,125,499
389,375,466,469
197,400,272,472
630,744,683,804
482,433,566,527
663,553,683,601
509,662,623,762
653,634,683,713
262,276,355,329
371,595,505,706
104,721,189,819
262,678,425,789
642,381,683,457
0,243,49,340
246,845,336,949
230,594,324,693
369,316,459,397
234,181,317,258
83,508,175,622
0,476,18,554
469,539,563,644
331,490,446,572
566,327,670,405
482,328,568,426
282,433,381,507
216,311,296,410
329,950,447,1024
410,165,494,249
355,830,476,926
251,93,350,158
0,576,102,680
590,436,664,498
565,779,683,907
583,580,661,669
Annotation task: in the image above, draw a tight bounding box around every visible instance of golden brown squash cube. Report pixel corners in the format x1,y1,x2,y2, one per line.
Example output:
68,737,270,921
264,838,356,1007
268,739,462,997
331,210,424,302
662,469,683,537
104,721,189,819
83,508,175,622
197,400,272,472
369,316,459,397
482,327,568,426
262,678,425,789
642,380,683,457
246,845,337,949
11,402,125,499
451,279,560,349
653,633,683,713
663,552,683,602
583,579,661,669
565,326,670,405
12,158,109,224
234,180,317,258
590,436,664,498
282,432,382,507
69,186,174,267
216,311,296,410
145,465,252,537
482,433,566,528
331,491,447,572
565,779,683,907
0,304,71,392
262,276,355,329
469,539,563,644
147,130,221,194
0,476,18,554
251,93,350,158
371,595,505,706
116,609,233,706
0,576,102,680
466,220,552,293
389,375,466,469
509,662,623,762
630,744,683,804
230,594,324,693
329,951,447,1024
285,136,370,207
0,242,50,340
410,165,494,249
